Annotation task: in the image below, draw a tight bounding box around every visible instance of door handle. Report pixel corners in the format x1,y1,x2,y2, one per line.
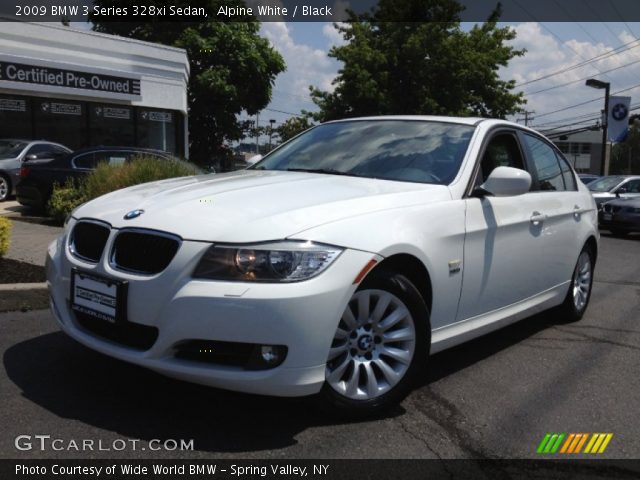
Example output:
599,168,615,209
530,211,547,225
573,205,591,215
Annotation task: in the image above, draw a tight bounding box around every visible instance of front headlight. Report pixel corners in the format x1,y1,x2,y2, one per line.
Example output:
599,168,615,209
193,241,343,282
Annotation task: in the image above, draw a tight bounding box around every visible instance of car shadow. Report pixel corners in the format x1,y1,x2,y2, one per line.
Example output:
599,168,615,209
3,331,405,453
4,312,558,453
424,311,556,384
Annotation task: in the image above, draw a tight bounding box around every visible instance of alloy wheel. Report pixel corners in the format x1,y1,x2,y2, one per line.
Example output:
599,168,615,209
326,289,416,400
572,250,592,312
0,177,8,201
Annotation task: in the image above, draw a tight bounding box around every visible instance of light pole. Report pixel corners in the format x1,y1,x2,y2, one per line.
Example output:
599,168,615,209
585,78,610,176
268,119,276,151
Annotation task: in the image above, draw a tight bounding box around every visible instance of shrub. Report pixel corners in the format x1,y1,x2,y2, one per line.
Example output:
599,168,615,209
82,155,200,199
47,156,199,223
0,217,12,257
47,178,88,224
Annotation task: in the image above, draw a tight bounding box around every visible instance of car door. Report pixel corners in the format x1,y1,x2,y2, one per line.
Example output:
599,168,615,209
457,130,548,322
520,132,585,289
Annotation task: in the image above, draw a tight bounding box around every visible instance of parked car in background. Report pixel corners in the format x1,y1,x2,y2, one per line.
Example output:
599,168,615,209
588,175,640,206
0,139,71,201
47,116,599,415
577,173,600,184
599,196,640,236
17,146,177,210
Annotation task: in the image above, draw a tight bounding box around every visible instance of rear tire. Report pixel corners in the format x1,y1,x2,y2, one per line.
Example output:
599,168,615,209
0,175,10,202
318,270,430,417
556,246,595,322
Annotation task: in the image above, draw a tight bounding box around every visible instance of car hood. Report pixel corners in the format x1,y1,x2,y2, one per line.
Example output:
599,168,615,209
73,170,451,242
602,196,640,207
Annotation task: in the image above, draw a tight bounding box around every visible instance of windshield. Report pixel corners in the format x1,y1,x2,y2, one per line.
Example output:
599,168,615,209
588,176,625,192
252,120,475,185
0,140,28,160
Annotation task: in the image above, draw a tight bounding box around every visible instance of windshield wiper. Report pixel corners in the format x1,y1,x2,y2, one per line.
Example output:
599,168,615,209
286,168,361,177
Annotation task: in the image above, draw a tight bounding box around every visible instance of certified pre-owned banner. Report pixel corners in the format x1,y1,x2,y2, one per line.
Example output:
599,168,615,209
608,96,631,143
0,60,141,98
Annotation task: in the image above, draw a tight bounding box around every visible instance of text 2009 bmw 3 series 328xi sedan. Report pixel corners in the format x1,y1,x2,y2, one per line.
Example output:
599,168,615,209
46,117,599,415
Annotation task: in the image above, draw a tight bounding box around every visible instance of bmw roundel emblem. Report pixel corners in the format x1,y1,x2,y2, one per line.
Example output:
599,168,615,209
124,209,145,220
612,103,628,121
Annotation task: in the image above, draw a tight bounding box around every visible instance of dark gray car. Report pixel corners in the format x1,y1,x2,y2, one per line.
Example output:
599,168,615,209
599,196,640,236
0,139,71,201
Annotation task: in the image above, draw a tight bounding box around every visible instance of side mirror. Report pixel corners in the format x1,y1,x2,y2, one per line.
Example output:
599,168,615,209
476,166,532,197
247,154,262,166
24,154,38,162
615,187,627,196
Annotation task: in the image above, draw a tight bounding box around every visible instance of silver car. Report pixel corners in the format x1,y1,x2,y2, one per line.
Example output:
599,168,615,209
588,175,640,207
0,139,71,201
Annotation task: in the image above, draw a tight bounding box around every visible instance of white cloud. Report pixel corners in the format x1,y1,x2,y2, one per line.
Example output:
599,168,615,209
260,22,339,120
501,23,640,129
322,22,347,48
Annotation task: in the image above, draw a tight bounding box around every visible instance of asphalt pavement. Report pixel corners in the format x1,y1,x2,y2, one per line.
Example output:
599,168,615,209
0,234,639,460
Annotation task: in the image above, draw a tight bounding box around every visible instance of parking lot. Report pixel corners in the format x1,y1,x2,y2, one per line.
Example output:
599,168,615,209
0,232,638,460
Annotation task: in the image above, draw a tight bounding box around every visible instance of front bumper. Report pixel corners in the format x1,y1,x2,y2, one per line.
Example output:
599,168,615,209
46,224,377,397
598,211,640,232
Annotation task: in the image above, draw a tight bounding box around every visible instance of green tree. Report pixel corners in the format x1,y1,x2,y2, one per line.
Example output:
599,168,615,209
275,116,314,143
91,1,285,163
610,119,640,174
310,0,525,121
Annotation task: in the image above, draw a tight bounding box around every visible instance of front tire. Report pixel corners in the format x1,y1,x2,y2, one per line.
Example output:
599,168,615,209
557,246,595,322
319,270,430,416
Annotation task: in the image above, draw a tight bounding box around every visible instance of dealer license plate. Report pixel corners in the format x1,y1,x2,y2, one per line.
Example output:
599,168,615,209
70,270,125,323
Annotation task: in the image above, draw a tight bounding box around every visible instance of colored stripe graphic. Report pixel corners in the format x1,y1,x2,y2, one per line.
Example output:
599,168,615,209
585,433,614,454
537,433,565,454
538,433,613,454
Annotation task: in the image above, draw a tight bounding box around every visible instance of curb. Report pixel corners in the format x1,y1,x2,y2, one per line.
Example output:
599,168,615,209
0,283,50,313
0,282,47,291
1,215,59,226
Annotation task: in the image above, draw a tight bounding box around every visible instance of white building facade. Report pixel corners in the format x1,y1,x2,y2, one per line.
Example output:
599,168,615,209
0,21,189,157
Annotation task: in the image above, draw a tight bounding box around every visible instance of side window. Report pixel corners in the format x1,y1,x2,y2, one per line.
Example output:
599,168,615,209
479,133,525,183
73,153,97,169
51,145,71,157
620,179,640,193
556,152,577,191
93,151,132,166
523,134,565,191
25,144,56,159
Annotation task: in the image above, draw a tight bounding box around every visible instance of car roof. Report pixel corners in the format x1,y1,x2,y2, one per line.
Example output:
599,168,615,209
322,115,537,129
69,146,171,155
1,138,64,143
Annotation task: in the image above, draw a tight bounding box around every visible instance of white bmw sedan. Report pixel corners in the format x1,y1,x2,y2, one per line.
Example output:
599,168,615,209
46,117,598,415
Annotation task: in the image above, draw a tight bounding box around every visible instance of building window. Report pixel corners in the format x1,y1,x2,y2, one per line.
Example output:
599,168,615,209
137,109,176,154
33,98,87,150
0,95,33,138
90,104,134,147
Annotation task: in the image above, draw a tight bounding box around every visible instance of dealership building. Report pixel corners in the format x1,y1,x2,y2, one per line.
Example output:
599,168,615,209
0,21,189,157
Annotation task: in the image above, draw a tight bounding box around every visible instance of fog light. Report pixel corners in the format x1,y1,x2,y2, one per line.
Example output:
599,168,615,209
261,345,279,363
246,344,287,370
